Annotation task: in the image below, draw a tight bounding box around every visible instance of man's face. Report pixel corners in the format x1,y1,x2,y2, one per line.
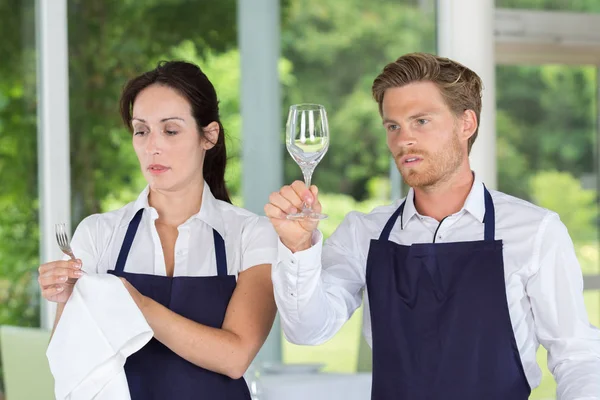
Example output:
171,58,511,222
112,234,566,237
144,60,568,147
381,81,472,189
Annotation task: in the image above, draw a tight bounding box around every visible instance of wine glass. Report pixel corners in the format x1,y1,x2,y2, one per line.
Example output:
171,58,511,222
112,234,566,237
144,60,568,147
286,103,329,220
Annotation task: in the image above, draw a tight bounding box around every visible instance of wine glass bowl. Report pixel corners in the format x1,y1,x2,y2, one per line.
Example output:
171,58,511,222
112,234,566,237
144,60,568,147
285,103,329,220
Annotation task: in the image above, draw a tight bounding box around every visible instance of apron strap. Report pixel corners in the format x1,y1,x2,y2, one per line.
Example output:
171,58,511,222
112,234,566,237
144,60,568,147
482,185,495,242
212,229,228,277
378,185,496,242
115,208,229,276
379,201,405,241
115,208,144,273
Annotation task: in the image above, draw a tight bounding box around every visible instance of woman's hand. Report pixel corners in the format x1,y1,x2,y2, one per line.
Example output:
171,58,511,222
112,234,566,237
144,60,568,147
38,259,84,303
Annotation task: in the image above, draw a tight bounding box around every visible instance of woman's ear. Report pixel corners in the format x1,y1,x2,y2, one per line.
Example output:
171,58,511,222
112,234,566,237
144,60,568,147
202,121,220,150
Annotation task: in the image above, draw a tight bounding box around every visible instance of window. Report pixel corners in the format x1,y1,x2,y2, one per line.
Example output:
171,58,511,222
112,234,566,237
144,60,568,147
497,63,599,399
280,0,436,372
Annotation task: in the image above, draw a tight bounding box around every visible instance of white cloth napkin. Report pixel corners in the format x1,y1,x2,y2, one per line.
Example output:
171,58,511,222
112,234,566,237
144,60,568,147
47,273,153,400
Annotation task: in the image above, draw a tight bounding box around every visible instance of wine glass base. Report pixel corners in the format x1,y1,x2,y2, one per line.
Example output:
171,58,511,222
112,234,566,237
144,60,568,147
286,212,328,221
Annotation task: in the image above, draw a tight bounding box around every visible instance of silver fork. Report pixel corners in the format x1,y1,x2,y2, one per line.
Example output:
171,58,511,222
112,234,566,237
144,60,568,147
55,223,86,273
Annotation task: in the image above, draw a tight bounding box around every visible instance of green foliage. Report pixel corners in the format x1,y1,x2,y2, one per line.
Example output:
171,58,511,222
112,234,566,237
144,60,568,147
497,65,597,187
497,0,600,11
530,170,598,243
281,0,435,199
496,110,531,199
0,0,39,330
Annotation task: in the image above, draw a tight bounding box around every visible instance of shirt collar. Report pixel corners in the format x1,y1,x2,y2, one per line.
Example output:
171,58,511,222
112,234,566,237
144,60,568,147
401,175,486,229
194,182,226,237
122,182,226,237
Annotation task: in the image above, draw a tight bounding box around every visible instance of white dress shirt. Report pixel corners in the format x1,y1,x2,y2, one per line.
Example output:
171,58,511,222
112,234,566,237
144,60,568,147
273,179,600,399
70,182,278,276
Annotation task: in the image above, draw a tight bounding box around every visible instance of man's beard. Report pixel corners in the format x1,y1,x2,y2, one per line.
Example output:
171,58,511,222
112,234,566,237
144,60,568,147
398,131,464,189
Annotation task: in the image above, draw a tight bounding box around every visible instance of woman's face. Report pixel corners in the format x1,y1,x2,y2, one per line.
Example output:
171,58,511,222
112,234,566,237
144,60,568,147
131,84,218,192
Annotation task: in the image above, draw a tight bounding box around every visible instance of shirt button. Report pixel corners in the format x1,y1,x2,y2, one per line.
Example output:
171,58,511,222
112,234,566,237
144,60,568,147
290,259,296,265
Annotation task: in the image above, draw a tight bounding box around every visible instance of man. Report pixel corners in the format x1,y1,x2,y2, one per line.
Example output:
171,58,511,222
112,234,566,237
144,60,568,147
265,53,600,399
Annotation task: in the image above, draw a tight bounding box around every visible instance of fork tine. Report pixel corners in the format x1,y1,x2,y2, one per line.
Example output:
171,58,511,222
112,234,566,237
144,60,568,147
54,224,61,244
59,229,66,248
54,223,62,246
55,223,70,248
61,227,70,247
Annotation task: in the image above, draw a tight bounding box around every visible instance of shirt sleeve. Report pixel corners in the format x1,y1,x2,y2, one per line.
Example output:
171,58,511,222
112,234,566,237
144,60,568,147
526,213,600,399
240,216,279,271
271,212,367,345
68,214,102,274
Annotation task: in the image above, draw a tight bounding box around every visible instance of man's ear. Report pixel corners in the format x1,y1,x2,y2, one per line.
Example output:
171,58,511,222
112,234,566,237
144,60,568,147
459,109,478,142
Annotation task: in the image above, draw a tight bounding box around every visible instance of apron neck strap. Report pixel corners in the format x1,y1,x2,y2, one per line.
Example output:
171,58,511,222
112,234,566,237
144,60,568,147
379,201,405,241
212,229,228,276
114,208,229,276
378,186,496,242
482,185,495,241
115,208,144,273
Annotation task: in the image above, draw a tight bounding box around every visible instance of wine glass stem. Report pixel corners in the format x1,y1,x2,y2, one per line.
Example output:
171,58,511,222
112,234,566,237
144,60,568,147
302,168,314,212
302,168,313,189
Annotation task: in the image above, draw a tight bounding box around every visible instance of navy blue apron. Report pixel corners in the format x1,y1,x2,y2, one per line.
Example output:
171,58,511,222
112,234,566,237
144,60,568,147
108,208,251,400
366,187,530,399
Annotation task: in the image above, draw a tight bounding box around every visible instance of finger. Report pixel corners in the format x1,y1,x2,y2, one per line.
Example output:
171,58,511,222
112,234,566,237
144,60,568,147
268,191,298,215
38,260,69,275
291,181,314,205
280,184,304,209
289,179,307,192
38,259,82,275
38,273,67,287
40,266,83,279
309,185,322,213
299,218,320,232
264,203,288,220
39,267,83,286
41,285,64,299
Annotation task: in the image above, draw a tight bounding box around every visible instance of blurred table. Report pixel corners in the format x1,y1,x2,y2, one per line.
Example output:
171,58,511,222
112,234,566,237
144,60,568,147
260,372,372,400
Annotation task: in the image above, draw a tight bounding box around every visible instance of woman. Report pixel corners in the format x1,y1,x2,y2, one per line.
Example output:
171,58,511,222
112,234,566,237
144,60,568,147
37,61,278,399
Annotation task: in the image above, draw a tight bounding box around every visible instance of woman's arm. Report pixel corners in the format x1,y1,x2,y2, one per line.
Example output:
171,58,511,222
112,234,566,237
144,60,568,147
123,263,276,379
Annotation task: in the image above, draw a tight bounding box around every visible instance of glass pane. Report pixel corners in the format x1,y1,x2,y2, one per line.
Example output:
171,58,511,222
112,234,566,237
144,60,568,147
0,0,38,395
496,0,600,13
0,0,39,327
67,1,240,222
497,64,599,399
280,0,436,373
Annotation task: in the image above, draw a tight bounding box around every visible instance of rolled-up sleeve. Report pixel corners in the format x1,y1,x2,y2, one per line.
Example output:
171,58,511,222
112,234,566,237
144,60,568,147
240,216,279,271
527,213,600,399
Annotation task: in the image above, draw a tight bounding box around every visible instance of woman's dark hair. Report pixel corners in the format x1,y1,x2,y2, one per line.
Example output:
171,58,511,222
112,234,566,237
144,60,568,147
120,60,231,203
